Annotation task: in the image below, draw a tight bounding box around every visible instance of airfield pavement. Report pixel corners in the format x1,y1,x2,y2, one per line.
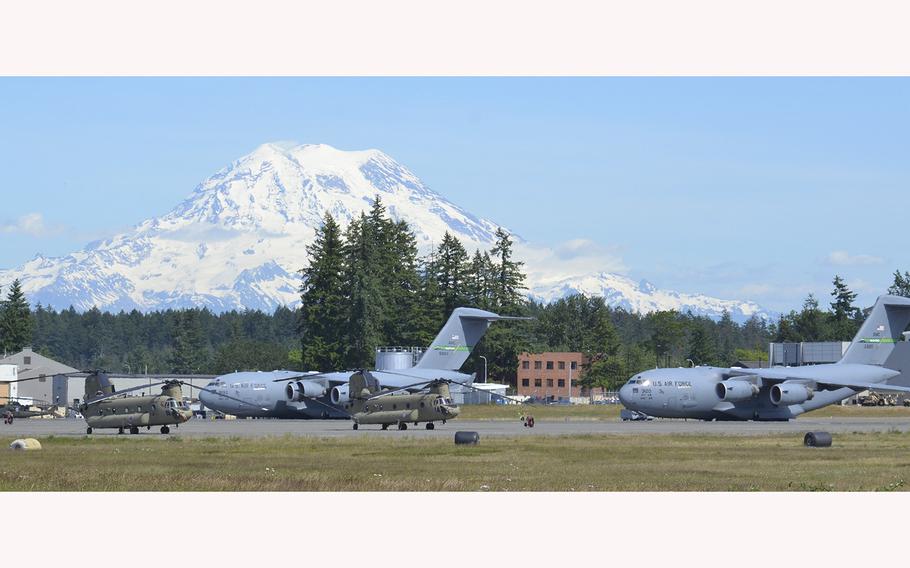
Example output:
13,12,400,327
5,415,910,438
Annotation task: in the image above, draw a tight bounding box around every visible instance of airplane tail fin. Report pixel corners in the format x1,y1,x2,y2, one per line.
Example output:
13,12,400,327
414,307,530,371
840,295,910,367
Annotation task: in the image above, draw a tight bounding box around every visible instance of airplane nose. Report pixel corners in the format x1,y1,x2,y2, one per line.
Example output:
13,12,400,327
618,385,630,407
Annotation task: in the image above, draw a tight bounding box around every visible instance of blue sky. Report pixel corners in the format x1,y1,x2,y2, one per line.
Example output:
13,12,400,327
1,77,908,312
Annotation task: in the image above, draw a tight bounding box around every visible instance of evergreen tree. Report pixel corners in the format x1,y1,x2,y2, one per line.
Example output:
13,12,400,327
170,310,208,374
342,213,384,368
649,310,683,367
0,279,33,354
888,270,910,297
686,324,717,366
298,213,347,371
489,228,527,311
434,232,470,318
829,275,861,340
466,250,496,310
795,294,827,341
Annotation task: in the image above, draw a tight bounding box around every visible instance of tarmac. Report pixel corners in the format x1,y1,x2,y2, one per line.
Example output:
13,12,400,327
4,416,910,439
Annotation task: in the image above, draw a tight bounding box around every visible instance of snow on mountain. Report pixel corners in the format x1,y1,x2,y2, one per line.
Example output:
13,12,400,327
0,142,772,321
531,272,774,322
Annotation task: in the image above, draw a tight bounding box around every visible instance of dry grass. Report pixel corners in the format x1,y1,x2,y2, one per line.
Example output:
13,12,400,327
3,431,910,491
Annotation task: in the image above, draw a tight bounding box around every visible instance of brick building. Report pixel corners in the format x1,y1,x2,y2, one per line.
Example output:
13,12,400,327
516,352,587,401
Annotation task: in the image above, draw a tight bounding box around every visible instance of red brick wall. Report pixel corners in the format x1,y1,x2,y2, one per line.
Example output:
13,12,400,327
516,352,587,399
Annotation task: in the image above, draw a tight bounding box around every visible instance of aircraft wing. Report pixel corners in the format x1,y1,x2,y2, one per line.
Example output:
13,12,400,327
724,365,908,393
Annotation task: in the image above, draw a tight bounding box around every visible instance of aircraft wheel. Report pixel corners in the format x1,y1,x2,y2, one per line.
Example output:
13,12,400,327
398,423,408,430
426,423,435,430
353,423,359,430
118,427,124,435
161,426,170,434
86,427,93,435
130,426,139,435
382,424,389,430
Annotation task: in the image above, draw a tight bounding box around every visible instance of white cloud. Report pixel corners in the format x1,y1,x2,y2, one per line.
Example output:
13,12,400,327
827,250,884,266
0,213,64,237
516,238,627,285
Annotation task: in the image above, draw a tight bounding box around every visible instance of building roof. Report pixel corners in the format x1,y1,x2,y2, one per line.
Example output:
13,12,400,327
0,347,80,379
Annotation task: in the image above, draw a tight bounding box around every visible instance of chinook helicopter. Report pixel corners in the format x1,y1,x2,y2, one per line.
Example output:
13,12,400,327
1,397,56,422
277,370,516,431
8,371,266,434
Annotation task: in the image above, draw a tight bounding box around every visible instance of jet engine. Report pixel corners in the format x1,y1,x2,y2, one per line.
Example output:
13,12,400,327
286,381,326,402
330,384,350,405
770,382,813,405
715,380,759,402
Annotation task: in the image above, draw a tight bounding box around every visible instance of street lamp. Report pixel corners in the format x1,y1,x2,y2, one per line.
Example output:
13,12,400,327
479,356,488,384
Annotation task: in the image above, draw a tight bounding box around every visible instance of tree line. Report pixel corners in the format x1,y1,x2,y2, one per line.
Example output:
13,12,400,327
2,202,909,392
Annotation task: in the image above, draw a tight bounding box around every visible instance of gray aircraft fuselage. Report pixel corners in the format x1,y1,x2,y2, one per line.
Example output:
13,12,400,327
198,369,474,419
618,365,875,421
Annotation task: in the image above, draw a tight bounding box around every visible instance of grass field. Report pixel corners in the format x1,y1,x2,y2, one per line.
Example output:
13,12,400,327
4,430,910,491
457,403,910,420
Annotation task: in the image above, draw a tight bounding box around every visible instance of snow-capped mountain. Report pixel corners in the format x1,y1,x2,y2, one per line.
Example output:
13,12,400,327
1,142,771,321
530,272,774,321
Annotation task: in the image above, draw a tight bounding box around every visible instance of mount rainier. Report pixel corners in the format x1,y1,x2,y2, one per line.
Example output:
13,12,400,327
0,142,771,322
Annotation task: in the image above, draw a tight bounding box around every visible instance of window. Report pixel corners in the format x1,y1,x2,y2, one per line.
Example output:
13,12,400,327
534,379,542,387
420,402,425,408
522,361,530,370
558,361,566,370
571,361,578,370
405,403,411,409
392,404,397,410
137,406,142,412
546,379,554,387
24,356,31,365
558,379,565,388
546,361,554,370
534,361,542,370
521,378,530,387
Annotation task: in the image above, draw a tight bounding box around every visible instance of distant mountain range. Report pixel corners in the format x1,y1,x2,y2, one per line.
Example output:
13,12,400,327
0,142,774,322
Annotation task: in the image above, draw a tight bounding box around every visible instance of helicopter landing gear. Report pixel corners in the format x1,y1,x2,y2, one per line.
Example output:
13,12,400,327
130,426,140,435
352,423,359,430
160,426,170,434
86,427,93,435
398,423,408,431
426,423,435,430
381,424,389,430
118,427,124,435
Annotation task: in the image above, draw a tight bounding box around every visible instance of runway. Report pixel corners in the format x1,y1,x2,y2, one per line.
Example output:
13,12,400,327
5,415,910,438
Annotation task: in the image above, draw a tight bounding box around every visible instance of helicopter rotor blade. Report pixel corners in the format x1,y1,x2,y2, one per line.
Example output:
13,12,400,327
83,381,167,406
175,382,270,412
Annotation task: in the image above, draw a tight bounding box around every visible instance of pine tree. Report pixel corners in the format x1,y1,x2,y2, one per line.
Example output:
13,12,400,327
795,294,827,341
169,309,208,374
687,324,717,366
298,213,347,371
0,279,33,354
829,275,861,340
342,213,385,368
489,228,527,311
435,232,470,318
466,250,495,310
888,270,910,297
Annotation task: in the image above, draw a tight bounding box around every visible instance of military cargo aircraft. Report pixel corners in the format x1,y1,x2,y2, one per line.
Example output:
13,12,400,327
619,295,910,421
198,307,528,418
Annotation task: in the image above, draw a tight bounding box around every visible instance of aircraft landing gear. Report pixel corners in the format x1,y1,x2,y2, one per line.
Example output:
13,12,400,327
353,423,359,430
381,424,389,430
118,427,124,435
398,423,408,431
160,426,170,434
130,426,140,435
426,423,435,430
86,427,93,435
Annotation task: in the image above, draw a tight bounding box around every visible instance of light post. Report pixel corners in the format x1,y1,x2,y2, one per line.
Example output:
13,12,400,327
479,356,488,384
567,360,572,404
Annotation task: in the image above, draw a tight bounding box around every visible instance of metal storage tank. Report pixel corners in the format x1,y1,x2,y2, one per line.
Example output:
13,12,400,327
375,347,424,370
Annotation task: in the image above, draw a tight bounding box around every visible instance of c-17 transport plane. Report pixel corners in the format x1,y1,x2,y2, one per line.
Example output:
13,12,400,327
198,307,526,418
619,295,910,421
